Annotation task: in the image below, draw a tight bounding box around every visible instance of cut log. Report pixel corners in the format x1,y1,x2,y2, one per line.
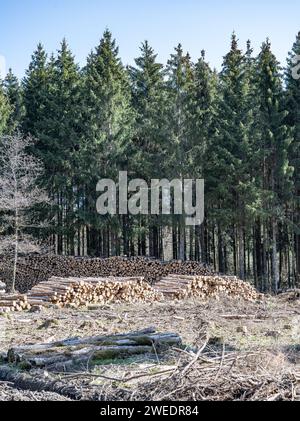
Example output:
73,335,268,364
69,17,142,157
154,275,260,301
25,277,164,309
0,255,213,293
7,328,182,369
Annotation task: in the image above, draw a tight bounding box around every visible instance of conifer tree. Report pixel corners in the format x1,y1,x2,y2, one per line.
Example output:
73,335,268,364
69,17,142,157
206,34,254,278
0,79,10,135
22,41,83,255
22,43,49,136
285,31,300,281
190,51,217,264
190,51,216,168
1,30,297,288
255,40,294,291
35,40,82,254
129,41,167,257
3,69,24,131
82,30,134,256
129,41,167,178
165,44,195,260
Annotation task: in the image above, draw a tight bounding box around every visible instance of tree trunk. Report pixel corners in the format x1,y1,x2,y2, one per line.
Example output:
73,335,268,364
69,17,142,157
12,232,18,293
11,208,19,293
162,226,173,262
218,224,225,273
8,329,182,369
271,218,280,293
178,222,185,261
238,224,245,280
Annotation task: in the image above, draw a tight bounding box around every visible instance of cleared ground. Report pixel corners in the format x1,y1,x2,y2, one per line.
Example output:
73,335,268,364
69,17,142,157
0,294,299,401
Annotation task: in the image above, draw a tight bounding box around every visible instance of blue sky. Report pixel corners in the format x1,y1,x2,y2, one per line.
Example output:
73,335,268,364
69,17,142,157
0,0,299,79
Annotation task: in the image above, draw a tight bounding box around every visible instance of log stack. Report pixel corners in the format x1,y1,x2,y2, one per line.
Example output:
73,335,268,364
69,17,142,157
0,273,260,313
154,274,260,301
0,255,213,293
0,294,31,313
26,276,163,308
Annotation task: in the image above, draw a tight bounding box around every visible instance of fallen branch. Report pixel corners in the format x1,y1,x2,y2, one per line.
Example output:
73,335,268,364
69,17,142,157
54,367,177,383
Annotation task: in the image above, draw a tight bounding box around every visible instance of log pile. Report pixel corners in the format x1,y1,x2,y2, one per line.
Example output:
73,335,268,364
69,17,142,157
7,328,182,370
0,273,261,313
0,255,212,293
0,294,31,313
26,276,163,308
154,274,260,301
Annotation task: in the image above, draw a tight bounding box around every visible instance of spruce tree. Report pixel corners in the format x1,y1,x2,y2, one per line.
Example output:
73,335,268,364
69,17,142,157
22,43,49,136
3,69,24,131
22,41,83,255
206,34,254,278
190,51,216,169
0,79,10,135
165,44,195,259
285,31,300,282
129,41,167,178
190,51,217,264
129,41,167,257
82,30,135,256
35,40,82,254
255,40,294,291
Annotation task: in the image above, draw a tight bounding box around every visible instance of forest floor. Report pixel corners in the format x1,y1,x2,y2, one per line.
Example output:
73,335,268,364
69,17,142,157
0,294,299,401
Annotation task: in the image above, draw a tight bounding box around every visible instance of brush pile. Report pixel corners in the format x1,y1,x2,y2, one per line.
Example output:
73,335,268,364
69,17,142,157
0,255,212,293
154,274,260,301
104,346,299,401
26,276,163,308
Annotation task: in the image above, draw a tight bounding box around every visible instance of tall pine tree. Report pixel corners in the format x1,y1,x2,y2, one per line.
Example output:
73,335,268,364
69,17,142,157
165,44,194,260
82,30,134,256
0,78,10,135
191,51,217,264
129,41,168,257
22,43,49,136
32,40,82,254
206,34,254,278
254,40,294,291
285,31,300,282
4,69,24,131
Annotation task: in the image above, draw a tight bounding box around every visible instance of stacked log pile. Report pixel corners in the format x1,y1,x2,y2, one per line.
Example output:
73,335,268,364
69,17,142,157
26,276,163,308
0,273,260,313
7,328,182,370
0,255,212,293
0,294,31,313
154,275,260,301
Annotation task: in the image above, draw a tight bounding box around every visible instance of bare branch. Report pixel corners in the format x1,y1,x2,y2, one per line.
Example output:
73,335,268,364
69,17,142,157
0,133,50,291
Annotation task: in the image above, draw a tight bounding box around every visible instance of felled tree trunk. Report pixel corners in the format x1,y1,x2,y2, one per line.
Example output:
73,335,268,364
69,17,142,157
7,328,182,370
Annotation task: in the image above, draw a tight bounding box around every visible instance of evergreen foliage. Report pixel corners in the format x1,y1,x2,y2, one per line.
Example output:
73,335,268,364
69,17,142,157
0,30,299,291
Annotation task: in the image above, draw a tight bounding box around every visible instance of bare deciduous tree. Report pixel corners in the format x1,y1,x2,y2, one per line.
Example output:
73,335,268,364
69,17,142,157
0,133,50,292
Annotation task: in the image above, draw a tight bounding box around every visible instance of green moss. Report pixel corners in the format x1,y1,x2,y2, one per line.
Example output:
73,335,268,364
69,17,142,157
17,360,32,370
